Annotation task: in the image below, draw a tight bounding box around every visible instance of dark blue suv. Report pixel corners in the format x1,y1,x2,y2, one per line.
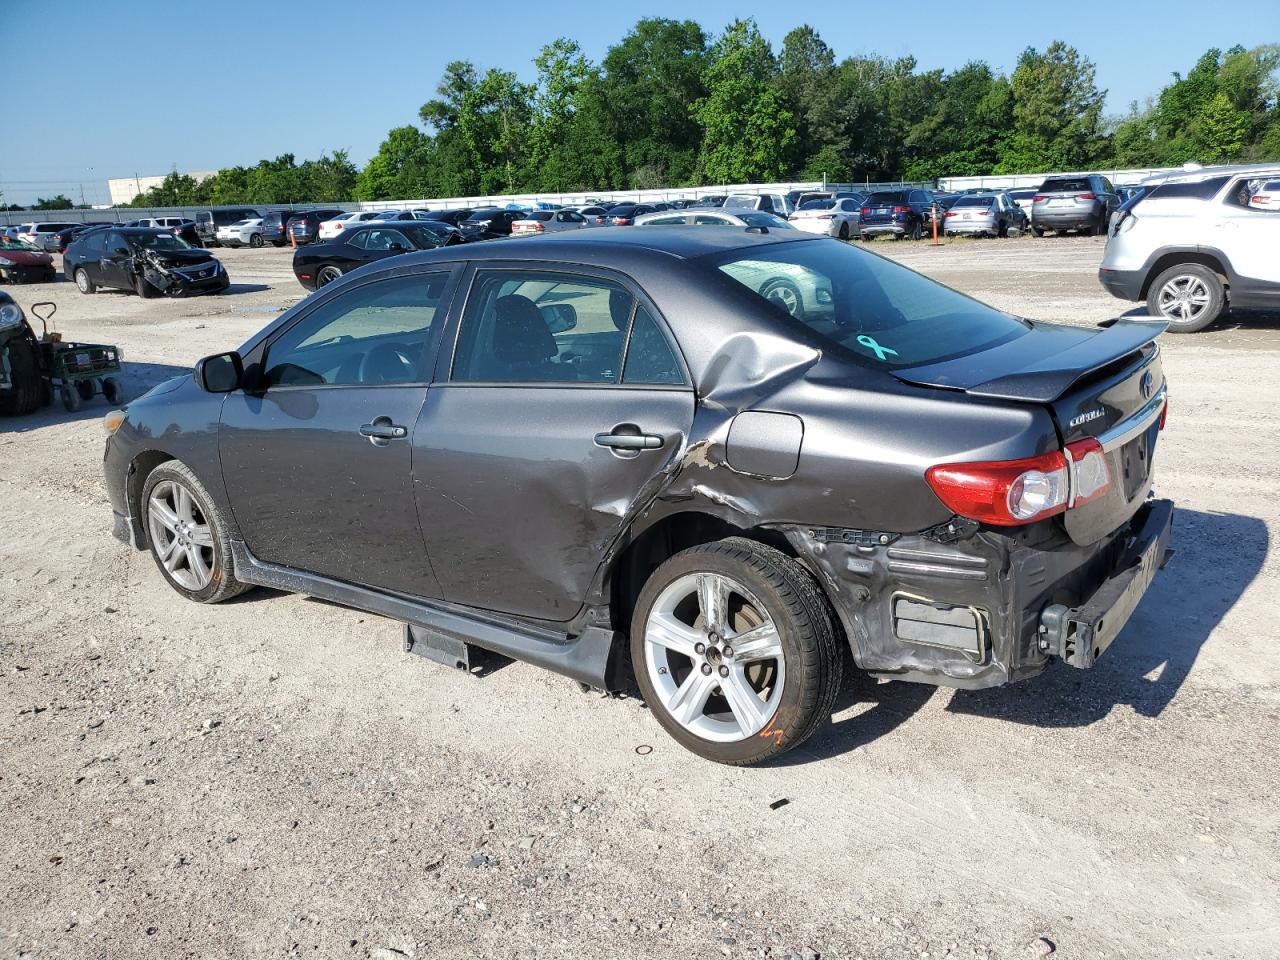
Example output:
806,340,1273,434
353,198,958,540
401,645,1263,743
858,189,943,241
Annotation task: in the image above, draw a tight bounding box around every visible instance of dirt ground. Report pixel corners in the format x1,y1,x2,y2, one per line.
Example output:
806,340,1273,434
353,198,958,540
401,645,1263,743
1,236,1277,960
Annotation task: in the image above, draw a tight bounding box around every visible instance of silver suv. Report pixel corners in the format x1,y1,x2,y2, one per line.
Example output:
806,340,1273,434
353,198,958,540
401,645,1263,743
1099,163,1280,332
1031,174,1118,236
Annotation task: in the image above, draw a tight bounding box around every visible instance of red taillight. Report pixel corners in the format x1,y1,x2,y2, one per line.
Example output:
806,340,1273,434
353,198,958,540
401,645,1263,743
944,211,957,218
1064,437,1112,507
595,217,604,224
926,450,1069,526
533,222,545,232
615,218,630,225
891,205,910,214
299,273,312,280
1251,195,1268,204
1077,192,1096,200
1033,195,1047,202
1159,396,1168,430
860,207,870,215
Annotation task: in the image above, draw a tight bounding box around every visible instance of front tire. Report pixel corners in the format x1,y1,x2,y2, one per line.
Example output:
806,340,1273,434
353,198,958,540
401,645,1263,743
1147,263,1225,333
134,275,156,299
631,538,844,765
142,460,251,604
74,267,96,294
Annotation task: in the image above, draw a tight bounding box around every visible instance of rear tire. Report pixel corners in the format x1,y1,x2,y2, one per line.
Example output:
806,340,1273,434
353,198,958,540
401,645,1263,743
316,264,343,287
74,267,96,294
0,337,43,416
142,460,251,604
631,538,844,765
1146,263,1225,333
838,222,849,241
1032,226,1045,237
249,233,263,248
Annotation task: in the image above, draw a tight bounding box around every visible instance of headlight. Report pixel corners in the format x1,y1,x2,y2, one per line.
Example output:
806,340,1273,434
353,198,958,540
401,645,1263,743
0,257,14,267
103,409,126,436
0,302,23,329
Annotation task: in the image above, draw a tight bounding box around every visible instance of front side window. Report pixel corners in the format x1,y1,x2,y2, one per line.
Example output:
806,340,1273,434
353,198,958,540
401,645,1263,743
264,273,449,387
714,242,1028,369
360,228,412,251
453,271,636,384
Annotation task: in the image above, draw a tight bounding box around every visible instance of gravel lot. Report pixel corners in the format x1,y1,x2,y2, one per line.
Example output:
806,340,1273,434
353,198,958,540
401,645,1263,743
2,236,1277,960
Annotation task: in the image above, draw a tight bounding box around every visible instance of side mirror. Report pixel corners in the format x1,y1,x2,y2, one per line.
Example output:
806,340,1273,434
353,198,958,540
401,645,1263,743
194,351,243,393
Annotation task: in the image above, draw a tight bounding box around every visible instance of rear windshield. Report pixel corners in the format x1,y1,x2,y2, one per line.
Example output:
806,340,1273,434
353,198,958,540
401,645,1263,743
722,196,760,209
799,199,836,210
739,212,792,228
952,196,995,208
608,205,639,216
713,242,1027,369
1039,178,1090,193
865,192,907,205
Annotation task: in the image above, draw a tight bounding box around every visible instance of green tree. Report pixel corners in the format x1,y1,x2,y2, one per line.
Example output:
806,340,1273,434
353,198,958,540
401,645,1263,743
528,38,603,191
1196,91,1250,161
694,19,798,183
33,195,75,210
356,127,435,200
596,18,709,186
1003,41,1106,172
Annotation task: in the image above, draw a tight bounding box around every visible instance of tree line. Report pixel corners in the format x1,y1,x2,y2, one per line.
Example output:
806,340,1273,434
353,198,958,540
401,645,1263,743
84,19,1280,209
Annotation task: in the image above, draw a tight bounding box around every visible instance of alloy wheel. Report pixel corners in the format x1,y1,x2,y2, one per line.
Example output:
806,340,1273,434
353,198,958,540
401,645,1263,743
147,480,215,591
1157,274,1211,323
317,265,342,287
642,572,785,742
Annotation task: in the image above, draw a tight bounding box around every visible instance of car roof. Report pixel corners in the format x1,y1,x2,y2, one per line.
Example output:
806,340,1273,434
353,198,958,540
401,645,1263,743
1137,162,1280,186
397,224,814,269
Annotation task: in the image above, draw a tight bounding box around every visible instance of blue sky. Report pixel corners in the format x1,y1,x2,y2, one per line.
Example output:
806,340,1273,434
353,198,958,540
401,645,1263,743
2,0,1274,204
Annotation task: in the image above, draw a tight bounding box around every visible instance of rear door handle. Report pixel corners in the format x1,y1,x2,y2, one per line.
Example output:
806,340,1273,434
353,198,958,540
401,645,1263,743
594,431,663,450
360,417,408,445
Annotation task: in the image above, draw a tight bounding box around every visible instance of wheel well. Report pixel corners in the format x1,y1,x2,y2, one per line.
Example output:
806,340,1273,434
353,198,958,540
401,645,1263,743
126,450,174,542
608,512,796,634
1141,252,1228,300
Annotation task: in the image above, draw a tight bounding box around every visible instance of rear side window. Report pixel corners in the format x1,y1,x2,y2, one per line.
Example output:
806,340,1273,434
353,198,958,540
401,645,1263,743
1147,177,1229,201
623,306,683,385
647,216,689,225
265,273,448,387
453,271,634,384
715,243,1027,369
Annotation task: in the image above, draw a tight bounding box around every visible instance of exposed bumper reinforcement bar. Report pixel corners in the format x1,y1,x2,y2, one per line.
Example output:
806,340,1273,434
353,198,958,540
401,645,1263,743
1039,498,1174,669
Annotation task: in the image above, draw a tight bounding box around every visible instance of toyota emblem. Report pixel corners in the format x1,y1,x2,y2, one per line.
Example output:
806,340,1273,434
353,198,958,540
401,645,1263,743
1140,371,1154,400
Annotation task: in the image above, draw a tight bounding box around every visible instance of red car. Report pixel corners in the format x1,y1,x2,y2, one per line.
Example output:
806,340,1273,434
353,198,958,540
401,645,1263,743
0,238,56,283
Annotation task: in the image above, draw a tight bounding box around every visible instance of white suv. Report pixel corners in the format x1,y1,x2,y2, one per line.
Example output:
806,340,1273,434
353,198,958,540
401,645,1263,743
1099,163,1280,332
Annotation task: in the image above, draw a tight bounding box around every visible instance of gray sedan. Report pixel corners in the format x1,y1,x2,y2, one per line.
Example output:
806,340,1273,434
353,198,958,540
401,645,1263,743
103,228,1173,764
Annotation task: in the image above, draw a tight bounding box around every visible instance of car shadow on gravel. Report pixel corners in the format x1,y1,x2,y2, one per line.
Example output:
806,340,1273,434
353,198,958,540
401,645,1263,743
945,506,1267,727
0,361,189,433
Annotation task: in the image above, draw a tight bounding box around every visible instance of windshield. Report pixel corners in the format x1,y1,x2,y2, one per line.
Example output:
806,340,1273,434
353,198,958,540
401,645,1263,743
953,196,995,208
713,241,1029,369
0,238,41,251
738,212,794,229
401,224,449,247
127,232,192,252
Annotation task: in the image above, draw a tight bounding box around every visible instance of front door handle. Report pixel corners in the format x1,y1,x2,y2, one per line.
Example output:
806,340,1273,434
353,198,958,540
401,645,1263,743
360,417,408,445
594,429,663,450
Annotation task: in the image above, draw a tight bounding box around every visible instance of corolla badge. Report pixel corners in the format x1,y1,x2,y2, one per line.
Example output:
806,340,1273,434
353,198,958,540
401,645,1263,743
1070,408,1106,428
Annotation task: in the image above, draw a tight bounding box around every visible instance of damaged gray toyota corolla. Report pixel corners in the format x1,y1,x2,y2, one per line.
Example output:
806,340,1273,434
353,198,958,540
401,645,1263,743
103,228,1173,764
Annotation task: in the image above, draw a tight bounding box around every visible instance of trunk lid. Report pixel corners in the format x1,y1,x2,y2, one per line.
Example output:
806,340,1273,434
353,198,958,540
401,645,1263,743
895,318,1168,544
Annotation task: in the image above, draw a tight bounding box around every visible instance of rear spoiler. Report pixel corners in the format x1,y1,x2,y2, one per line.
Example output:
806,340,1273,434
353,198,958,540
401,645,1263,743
892,317,1167,403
